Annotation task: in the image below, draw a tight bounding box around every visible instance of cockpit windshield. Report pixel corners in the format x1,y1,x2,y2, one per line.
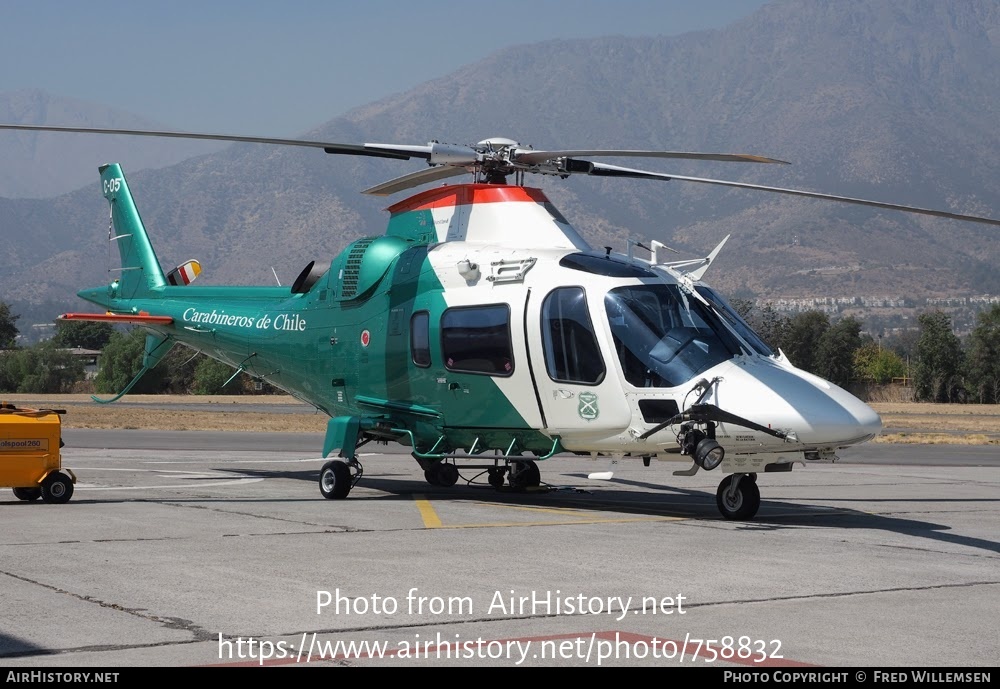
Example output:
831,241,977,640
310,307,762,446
605,284,742,388
695,285,775,357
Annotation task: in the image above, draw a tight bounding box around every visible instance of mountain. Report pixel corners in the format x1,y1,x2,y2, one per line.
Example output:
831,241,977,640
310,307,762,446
1,0,998,311
0,90,222,198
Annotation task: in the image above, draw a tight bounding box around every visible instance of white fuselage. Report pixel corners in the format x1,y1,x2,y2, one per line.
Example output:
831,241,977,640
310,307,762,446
391,184,882,472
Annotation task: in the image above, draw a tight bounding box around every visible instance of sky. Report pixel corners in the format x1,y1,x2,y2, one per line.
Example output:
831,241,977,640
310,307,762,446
1,0,769,135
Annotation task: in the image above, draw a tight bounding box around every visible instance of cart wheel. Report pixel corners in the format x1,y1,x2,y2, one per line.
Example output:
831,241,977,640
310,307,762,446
13,487,41,502
41,472,74,504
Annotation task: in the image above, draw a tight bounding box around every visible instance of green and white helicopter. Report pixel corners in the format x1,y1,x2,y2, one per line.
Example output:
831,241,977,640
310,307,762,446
4,123,1000,519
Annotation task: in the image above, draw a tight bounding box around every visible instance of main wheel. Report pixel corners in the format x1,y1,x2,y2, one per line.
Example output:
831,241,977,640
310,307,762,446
436,462,459,487
715,474,760,520
509,460,541,489
40,472,73,504
424,468,441,486
425,463,459,487
319,460,352,499
13,487,41,502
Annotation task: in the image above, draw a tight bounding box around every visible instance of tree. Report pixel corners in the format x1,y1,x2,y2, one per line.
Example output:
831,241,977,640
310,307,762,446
914,311,964,402
0,351,16,392
729,298,754,320
815,316,864,387
965,305,1000,404
882,328,919,363
192,357,243,395
95,330,169,394
748,303,791,354
853,342,907,385
782,311,830,373
52,320,115,351
0,342,84,393
0,300,19,349
158,346,200,393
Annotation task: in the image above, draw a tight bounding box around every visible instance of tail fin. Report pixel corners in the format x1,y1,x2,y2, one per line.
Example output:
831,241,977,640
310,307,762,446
99,164,167,299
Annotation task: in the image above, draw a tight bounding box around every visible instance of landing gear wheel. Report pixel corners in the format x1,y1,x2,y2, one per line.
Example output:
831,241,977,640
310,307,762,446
40,472,73,504
13,487,41,502
716,474,760,520
436,463,459,487
509,460,540,489
425,462,458,487
319,460,352,499
487,467,505,489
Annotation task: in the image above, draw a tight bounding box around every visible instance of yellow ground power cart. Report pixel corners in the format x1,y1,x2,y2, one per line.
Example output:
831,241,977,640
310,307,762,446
1,402,75,504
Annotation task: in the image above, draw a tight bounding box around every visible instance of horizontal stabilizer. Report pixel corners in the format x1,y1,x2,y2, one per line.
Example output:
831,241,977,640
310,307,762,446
59,312,174,325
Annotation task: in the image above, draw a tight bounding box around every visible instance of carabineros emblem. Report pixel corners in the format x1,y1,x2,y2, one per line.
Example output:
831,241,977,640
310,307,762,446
578,392,599,421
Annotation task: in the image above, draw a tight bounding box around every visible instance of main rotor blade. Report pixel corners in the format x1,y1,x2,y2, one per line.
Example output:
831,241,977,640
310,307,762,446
515,149,789,165
363,165,471,196
0,123,413,160
587,162,1000,227
356,142,480,165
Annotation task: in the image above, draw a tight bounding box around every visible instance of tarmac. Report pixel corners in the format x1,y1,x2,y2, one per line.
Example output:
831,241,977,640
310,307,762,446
1,433,997,668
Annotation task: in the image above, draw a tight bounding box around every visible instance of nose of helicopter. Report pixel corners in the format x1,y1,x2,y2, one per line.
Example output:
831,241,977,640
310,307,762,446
716,360,882,447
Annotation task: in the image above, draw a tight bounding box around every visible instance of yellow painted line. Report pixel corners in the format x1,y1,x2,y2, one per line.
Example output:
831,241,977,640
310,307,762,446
414,494,442,528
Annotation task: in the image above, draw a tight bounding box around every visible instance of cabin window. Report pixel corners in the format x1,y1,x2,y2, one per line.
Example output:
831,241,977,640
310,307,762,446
560,252,656,278
541,287,605,384
605,284,740,388
441,304,514,376
410,311,431,367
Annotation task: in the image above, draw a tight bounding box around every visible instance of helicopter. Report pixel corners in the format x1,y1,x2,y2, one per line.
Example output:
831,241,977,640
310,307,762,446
2,123,999,520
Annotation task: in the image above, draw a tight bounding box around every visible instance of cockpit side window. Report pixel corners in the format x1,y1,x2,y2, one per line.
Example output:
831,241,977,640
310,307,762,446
541,287,605,385
605,284,740,388
441,304,514,376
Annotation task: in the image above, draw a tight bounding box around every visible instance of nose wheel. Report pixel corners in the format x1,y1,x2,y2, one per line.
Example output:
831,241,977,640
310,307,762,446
716,473,760,520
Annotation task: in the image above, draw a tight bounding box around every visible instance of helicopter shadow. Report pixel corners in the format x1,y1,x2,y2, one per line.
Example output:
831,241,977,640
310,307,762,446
211,465,1000,556
569,473,1000,555
0,631,49,660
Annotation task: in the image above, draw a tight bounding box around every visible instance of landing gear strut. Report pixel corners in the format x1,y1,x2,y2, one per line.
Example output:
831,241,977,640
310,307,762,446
715,473,760,520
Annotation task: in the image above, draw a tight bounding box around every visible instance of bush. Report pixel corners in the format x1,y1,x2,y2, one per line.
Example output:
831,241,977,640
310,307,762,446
0,342,84,393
